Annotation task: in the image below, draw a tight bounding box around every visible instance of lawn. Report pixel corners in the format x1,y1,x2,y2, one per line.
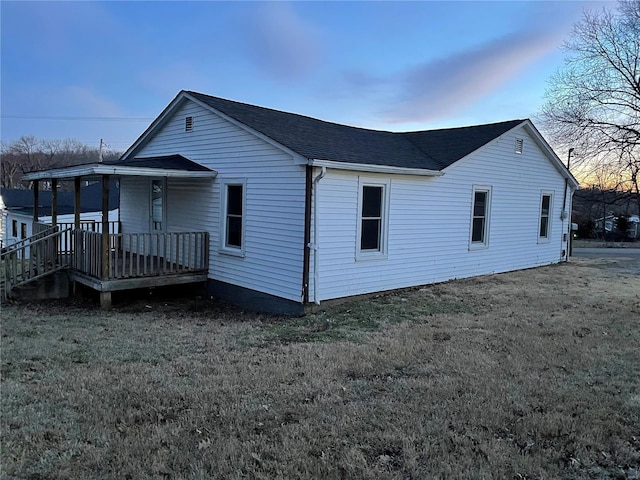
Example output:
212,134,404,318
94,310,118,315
1,258,639,479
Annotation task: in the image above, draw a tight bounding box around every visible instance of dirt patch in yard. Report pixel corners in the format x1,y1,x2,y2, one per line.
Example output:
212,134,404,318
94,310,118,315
2,259,639,479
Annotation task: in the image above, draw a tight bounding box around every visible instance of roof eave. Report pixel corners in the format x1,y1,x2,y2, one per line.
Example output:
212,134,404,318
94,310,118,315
308,159,443,176
521,120,580,189
22,164,218,181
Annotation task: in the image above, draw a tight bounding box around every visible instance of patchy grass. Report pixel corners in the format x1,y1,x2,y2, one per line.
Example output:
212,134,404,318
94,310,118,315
1,259,639,479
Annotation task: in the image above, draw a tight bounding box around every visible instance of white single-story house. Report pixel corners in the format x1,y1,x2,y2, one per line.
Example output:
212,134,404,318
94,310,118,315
21,90,579,313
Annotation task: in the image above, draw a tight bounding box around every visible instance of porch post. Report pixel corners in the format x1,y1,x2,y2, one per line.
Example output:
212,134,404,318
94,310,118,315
74,177,81,228
100,175,112,309
101,174,110,280
51,178,58,226
32,180,39,222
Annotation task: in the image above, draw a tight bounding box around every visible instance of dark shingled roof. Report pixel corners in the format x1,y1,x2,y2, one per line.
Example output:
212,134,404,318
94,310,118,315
105,154,212,172
1,180,119,217
186,91,525,170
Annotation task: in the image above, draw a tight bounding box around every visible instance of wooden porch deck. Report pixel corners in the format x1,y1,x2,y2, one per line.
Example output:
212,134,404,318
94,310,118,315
68,229,209,293
2,224,209,306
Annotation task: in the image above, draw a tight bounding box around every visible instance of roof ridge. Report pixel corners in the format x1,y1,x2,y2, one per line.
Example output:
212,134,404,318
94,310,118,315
185,90,526,134
184,90,393,135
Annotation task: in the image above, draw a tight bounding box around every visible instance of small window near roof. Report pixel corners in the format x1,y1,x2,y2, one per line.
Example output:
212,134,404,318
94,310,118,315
515,138,523,154
185,116,193,132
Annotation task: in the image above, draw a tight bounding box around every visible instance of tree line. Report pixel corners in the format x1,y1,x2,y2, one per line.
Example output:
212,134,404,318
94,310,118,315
1,136,121,190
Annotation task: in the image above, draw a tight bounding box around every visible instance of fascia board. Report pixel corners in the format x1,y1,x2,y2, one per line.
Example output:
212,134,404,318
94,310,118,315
183,92,307,164
120,91,188,161
308,159,443,176
22,164,218,181
521,121,580,189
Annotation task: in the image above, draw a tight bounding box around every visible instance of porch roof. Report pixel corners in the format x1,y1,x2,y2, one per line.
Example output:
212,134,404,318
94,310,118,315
22,154,217,181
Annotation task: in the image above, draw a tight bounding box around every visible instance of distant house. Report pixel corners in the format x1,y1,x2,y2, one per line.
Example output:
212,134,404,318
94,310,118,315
21,90,579,313
0,180,119,249
595,214,640,239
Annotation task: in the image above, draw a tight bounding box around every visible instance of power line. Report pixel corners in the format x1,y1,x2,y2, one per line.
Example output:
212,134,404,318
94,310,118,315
1,114,153,122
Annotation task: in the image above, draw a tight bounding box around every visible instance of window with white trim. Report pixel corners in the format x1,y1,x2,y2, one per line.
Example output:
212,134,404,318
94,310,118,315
221,179,246,255
357,178,389,259
150,179,166,231
539,192,553,240
12,220,17,237
470,186,491,248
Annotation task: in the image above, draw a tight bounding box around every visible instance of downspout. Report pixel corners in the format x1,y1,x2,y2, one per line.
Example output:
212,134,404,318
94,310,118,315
310,166,326,305
561,148,574,261
302,166,312,303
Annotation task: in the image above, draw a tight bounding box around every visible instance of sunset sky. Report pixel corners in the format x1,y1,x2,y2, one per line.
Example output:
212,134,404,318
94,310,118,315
1,1,608,153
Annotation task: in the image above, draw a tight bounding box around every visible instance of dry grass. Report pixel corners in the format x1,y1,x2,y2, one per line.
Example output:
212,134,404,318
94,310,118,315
1,259,639,479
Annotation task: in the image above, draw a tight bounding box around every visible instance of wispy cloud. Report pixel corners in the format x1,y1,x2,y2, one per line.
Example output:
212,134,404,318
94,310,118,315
241,2,322,81
137,62,211,99
64,86,126,117
381,27,563,124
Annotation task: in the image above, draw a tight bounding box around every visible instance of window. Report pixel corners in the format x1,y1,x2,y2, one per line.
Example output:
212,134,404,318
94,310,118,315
357,179,389,258
221,179,246,255
470,187,491,248
539,193,553,240
185,116,193,132
150,179,166,231
515,138,523,154
20,222,27,239
12,220,17,237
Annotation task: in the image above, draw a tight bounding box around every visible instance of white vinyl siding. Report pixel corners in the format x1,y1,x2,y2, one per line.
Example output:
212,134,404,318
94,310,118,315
312,125,568,302
119,100,306,302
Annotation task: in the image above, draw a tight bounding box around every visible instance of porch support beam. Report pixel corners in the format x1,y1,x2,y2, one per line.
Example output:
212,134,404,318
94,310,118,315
74,177,81,228
51,178,58,226
101,175,110,281
32,180,39,222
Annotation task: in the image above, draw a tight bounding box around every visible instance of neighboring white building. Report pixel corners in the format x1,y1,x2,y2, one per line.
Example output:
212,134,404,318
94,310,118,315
595,214,640,238
1,181,119,249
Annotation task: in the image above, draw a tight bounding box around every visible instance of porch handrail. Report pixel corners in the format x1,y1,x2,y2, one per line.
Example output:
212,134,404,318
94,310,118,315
1,224,59,255
1,227,72,298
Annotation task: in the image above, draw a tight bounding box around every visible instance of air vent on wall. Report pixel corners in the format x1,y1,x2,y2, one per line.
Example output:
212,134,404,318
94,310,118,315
515,138,523,154
185,116,193,132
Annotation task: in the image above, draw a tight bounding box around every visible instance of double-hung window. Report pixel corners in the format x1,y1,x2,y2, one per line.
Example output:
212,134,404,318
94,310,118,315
539,192,553,241
357,178,389,259
470,186,491,248
221,179,246,255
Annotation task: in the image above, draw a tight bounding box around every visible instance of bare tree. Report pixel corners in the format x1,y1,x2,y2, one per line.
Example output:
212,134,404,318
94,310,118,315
541,0,640,213
0,137,122,190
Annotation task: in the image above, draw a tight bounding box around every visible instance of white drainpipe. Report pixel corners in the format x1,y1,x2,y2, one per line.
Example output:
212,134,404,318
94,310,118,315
310,166,326,305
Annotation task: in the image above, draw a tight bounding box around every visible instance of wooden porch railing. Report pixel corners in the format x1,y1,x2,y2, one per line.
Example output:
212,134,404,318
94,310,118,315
72,230,209,280
1,227,72,298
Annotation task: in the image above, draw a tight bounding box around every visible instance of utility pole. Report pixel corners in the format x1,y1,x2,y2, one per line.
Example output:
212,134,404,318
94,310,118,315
98,139,104,163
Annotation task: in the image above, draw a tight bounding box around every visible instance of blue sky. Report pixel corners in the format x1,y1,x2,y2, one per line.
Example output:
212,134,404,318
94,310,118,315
1,1,608,153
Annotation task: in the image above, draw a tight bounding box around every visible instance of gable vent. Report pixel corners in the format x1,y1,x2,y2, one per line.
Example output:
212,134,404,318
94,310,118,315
515,138,523,154
185,116,193,132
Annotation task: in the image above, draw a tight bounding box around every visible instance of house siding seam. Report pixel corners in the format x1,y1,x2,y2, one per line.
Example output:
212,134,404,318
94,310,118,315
313,125,570,302
119,100,307,303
